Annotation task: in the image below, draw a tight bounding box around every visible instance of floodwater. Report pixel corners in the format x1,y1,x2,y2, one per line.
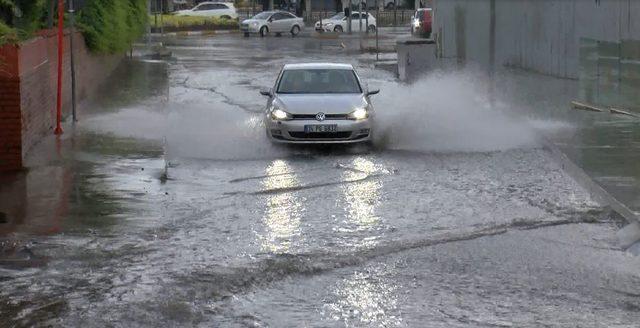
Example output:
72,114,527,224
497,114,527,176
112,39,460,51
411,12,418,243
1,34,640,327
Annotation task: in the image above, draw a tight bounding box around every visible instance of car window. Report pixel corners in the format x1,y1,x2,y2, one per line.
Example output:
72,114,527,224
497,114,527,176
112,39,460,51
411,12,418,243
283,12,296,19
253,12,272,19
195,4,214,10
329,13,344,20
273,13,289,20
277,69,362,94
213,3,228,9
351,13,361,19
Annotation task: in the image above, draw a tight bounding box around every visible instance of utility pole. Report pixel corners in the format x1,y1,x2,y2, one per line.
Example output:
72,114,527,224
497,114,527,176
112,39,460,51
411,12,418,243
375,2,379,61
393,0,397,26
358,0,362,32
69,0,77,122
54,0,64,135
347,0,352,34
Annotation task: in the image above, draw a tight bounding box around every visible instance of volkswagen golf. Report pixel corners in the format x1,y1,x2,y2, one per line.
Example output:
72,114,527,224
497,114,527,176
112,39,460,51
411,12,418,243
260,63,379,144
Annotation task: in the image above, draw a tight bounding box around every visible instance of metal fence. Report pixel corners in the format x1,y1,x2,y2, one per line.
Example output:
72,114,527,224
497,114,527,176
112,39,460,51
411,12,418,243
237,9,414,26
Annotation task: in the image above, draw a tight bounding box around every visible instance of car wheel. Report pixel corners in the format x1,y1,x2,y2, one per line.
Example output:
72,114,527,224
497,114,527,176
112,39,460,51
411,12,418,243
220,15,231,20
334,25,343,33
259,26,268,37
291,25,300,36
368,25,376,33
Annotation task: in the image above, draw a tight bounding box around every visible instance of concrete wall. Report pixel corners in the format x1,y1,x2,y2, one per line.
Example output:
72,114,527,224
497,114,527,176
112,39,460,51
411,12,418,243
433,0,640,79
0,30,122,171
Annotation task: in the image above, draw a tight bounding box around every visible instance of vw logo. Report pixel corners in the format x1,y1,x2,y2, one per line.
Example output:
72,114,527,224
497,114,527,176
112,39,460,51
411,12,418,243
315,112,326,121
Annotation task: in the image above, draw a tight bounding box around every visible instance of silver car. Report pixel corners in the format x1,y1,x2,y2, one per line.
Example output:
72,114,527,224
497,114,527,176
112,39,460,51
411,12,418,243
241,11,304,37
261,63,379,144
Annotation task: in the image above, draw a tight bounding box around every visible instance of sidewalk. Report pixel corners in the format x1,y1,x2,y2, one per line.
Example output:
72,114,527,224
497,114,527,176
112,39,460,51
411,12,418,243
493,69,640,217
551,113,640,215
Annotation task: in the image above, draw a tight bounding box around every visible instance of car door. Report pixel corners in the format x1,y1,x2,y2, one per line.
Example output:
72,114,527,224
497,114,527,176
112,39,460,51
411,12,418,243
280,12,297,31
350,13,363,32
270,13,287,32
212,3,232,18
193,3,214,16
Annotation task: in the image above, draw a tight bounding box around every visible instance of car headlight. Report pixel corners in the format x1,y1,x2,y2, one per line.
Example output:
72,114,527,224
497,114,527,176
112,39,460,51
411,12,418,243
270,107,291,120
323,22,334,27
348,107,368,120
413,20,420,27
251,22,259,26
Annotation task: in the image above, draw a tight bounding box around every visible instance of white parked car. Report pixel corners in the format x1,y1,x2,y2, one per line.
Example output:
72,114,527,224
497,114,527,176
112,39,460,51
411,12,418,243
174,1,238,20
314,12,376,33
241,11,304,37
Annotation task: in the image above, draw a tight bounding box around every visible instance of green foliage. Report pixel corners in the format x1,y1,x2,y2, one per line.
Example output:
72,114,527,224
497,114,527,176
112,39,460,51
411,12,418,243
0,19,18,46
78,0,147,54
12,0,47,32
150,14,237,29
0,0,47,45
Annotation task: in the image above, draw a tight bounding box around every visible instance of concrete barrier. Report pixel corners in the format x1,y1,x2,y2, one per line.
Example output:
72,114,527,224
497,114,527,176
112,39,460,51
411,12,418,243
396,38,436,81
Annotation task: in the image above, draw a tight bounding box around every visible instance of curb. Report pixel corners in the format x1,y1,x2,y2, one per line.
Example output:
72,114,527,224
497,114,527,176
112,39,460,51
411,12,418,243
540,136,640,248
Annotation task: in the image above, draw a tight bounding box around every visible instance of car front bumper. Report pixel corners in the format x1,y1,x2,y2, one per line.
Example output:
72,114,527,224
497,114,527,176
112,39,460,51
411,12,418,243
265,118,372,144
241,24,261,33
314,25,335,32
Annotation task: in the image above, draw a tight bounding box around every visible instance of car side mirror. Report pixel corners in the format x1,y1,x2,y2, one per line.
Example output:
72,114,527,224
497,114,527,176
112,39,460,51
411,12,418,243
260,88,273,97
366,89,380,96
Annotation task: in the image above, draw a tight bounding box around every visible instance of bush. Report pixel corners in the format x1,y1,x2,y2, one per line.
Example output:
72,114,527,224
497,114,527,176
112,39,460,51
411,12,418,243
0,0,47,46
150,14,237,29
78,0,147,54
0,19,18,46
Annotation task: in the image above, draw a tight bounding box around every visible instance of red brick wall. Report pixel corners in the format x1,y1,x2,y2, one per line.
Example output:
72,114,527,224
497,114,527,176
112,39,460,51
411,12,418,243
0,45,22,171
0,30,123,171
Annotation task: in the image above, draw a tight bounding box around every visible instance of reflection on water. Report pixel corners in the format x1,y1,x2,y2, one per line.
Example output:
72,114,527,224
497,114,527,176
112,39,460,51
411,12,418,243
323,265,402,327
338,157,383,247
259,160,303,253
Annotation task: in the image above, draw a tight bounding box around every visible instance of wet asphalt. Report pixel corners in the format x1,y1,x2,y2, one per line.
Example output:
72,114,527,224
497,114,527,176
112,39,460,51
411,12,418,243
1,33,640,327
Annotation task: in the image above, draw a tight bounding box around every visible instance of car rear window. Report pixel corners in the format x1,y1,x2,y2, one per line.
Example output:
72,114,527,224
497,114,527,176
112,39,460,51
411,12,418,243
277,69,362,94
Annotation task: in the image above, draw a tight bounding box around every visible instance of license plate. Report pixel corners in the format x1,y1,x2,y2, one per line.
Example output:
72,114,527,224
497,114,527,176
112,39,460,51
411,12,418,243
304,124,337,133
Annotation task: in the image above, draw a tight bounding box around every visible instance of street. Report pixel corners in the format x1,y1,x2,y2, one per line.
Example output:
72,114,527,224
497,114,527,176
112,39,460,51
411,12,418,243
2,33,640,327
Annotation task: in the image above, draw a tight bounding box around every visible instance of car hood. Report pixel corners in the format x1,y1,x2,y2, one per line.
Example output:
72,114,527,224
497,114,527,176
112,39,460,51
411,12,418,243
275,94,367,115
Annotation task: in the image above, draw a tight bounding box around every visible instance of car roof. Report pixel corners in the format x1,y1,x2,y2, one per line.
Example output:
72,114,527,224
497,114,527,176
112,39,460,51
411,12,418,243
283,63,354,70
416,8,432,11
197,1,235,6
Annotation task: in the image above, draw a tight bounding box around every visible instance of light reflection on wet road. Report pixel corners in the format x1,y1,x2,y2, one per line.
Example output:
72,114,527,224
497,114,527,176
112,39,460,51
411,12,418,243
1,34,640,327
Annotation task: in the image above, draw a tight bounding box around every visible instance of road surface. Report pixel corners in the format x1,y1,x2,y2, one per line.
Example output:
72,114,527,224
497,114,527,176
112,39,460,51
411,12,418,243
1,33,640,327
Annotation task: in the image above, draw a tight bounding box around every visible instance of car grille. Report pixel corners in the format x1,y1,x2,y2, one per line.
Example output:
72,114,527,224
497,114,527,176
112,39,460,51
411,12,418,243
290,114,349,120
288,132,352,139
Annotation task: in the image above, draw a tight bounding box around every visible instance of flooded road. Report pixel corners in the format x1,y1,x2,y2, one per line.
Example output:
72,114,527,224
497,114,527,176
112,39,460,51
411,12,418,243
1,34,640,327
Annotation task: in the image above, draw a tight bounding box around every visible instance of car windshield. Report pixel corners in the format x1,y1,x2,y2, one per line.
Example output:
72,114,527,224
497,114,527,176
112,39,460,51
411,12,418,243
328,13,345,20
277,69,362,94
252,12,272,19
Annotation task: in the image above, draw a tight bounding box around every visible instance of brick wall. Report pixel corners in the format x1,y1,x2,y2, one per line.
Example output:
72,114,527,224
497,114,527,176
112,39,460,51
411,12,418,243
0,45,22,171
0,30,123,171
